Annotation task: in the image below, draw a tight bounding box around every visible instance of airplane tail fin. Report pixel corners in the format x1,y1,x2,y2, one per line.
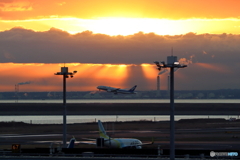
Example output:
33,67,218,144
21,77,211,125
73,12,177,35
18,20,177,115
98,120,110,139
67,137,76,148
129,85,137,92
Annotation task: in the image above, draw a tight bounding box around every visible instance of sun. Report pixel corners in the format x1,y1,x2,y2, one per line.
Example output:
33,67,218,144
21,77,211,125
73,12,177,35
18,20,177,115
86,17,187,36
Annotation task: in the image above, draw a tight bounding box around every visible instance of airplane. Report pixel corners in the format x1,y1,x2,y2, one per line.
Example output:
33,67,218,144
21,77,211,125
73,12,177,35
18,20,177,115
80,120,153,149
97,85,137,94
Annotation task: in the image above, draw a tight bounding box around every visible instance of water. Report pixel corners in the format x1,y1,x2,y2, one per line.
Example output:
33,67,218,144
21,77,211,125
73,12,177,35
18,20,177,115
0,99,239,124
1,99,240,103
1,115,238,124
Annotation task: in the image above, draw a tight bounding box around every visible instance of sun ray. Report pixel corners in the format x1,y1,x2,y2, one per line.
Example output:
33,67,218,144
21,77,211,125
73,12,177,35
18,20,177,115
141,63,158,79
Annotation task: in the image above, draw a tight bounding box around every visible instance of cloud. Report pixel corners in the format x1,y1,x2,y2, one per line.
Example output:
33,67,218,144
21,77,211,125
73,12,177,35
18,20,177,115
0,28,240,90
0,28,240,65
4,51,15,59
0,0,33,12
0,0,14,3
18,81,31,85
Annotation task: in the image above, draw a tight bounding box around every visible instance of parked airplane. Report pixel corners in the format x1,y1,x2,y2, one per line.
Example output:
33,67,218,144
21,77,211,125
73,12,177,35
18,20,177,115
97,85,137,94
81,120,153,149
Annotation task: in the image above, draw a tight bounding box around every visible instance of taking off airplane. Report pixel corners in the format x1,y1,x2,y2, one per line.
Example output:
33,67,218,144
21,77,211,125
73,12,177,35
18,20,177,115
97,85,137,94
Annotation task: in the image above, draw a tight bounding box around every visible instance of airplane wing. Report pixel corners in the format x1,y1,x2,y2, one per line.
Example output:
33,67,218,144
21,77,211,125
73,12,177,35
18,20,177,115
81,138,96,141
110,88,120,92
79,141,96,145
31,140,62,144
122,141,154,148
138,141,154,146
137,139,154,146
79,138,96,145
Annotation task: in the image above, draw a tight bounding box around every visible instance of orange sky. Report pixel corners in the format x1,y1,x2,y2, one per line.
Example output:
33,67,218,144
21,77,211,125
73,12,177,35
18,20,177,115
1,0,240,35
0,63,160,92
1,62,236,92
1,1,240,92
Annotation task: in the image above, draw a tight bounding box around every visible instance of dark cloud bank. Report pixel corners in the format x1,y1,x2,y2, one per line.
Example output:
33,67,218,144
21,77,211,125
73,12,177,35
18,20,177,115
0,27,240,90
0,27,239,64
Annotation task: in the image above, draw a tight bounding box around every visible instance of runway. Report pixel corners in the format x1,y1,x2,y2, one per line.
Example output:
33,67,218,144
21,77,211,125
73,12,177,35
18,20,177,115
1,126,239,150
0,102,239,159
0,102,240,115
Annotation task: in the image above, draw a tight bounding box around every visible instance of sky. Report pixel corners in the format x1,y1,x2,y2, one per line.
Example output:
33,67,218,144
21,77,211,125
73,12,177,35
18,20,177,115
0,0,240,92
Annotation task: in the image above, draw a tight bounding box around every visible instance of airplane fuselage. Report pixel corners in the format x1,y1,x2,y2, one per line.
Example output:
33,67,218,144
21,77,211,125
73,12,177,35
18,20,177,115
97,86,137,94
103,138,142,149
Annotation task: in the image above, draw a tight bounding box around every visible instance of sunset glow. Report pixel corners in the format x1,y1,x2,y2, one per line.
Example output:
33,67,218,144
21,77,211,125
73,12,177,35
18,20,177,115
0,63,157,92
2,17,240,36
1,0,240,36
141,64,158,79
1,0,240,91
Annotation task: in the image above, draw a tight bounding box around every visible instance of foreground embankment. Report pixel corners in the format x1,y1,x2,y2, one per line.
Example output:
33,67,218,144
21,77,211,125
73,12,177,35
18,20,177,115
0,103,239,115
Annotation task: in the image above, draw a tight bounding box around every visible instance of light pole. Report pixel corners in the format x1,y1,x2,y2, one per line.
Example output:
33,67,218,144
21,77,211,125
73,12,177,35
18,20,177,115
55,67,77,147
154,56,187,160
